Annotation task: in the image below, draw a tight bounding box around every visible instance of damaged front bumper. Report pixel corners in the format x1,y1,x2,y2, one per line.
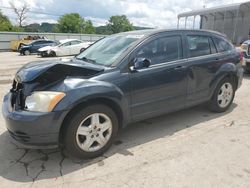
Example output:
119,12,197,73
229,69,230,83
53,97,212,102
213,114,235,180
2,92,69,149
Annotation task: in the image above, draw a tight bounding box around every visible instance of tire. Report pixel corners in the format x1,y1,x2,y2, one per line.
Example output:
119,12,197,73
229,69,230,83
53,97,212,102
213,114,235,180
24,50,30,56
62,104,119,159
208,77,236,113
41,52,46,57
49,51,56,57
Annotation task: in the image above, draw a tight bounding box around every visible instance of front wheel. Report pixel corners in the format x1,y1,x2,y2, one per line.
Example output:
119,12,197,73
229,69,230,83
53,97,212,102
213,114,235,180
49,51,56,57
62,104,119,159
208,78,236,113
24,50,30,55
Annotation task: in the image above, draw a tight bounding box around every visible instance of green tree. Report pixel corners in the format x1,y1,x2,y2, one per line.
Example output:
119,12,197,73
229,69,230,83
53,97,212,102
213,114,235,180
0,11,13,31
54,13,96,34
84,20,95,34
107,15,133,34
55,13,85,33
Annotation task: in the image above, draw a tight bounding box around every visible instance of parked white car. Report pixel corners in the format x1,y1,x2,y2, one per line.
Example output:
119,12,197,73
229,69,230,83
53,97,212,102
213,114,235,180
38,39,93,57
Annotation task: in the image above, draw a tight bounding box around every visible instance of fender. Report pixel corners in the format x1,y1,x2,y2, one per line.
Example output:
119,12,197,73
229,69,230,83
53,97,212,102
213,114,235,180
209,62,237,98
53,78,130,124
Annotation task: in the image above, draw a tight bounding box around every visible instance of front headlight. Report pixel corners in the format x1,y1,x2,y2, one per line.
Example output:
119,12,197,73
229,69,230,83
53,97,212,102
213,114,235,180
25,91,66,112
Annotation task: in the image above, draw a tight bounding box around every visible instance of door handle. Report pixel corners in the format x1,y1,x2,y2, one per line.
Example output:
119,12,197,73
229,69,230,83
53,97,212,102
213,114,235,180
174,65,186,70
214,58,220,61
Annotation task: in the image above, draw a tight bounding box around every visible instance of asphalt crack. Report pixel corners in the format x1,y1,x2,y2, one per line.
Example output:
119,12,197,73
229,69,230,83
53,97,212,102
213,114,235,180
59,150,66,177
16,149,29,163
32,163,46,182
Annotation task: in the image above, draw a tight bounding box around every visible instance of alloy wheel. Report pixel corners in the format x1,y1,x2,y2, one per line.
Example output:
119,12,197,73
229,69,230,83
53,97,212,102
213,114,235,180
217,82,233,108
76,113,112,152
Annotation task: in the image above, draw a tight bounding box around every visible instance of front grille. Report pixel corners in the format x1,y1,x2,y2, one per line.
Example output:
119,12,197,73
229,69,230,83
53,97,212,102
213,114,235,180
10,79,25,109
8,130,30,142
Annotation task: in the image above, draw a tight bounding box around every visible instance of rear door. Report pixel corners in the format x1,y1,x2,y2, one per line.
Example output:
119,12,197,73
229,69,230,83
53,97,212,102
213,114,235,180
69,40,82,55
185,33,221,105
129,33,188,121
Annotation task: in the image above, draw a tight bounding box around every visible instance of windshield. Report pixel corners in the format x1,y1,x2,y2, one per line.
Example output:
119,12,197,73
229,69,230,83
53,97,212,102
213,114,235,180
54,40,61,46
76,34,143,66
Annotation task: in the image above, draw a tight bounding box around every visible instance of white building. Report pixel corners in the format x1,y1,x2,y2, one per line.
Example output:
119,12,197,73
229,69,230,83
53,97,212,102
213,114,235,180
177,1,250,45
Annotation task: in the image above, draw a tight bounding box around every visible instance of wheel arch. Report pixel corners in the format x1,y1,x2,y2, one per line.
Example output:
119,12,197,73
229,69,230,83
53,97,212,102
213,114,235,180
209,71,238,99
58,97,124,146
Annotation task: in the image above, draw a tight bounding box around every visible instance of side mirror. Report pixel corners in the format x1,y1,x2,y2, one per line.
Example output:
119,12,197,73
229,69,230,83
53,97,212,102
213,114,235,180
130,58,151,72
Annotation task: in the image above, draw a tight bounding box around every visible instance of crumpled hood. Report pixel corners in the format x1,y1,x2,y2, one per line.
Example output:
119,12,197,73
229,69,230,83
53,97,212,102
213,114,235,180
15,59,104,83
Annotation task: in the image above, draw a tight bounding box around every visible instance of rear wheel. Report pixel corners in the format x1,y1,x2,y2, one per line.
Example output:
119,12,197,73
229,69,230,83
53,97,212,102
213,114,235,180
63,104,119,158
208,78,235,113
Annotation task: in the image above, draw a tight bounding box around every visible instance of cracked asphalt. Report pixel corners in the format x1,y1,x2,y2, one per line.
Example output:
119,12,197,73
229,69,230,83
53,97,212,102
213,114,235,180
0,52,250,188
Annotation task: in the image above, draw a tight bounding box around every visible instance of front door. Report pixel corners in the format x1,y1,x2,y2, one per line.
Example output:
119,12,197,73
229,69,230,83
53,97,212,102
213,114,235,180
129,34,188,121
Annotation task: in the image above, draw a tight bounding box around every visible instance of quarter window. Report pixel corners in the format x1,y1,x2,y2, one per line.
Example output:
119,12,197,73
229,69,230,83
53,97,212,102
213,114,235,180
213,37,233,52
135,36,183,65
209,38,217,54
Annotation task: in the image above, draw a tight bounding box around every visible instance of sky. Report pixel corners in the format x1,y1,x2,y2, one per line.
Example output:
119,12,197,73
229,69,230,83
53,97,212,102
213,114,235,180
0,0,249,28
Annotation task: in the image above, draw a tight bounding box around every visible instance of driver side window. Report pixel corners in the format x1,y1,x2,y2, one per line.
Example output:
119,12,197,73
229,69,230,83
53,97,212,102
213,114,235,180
135,35,183,65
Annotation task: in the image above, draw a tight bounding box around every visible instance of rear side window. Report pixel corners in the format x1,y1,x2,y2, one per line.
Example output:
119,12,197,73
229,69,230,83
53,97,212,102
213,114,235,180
135,35,183,65
213,37,233,52
187,35,215,58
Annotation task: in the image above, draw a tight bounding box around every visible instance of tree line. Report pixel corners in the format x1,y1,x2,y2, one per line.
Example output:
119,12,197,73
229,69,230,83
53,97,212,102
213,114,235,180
0,7,139,34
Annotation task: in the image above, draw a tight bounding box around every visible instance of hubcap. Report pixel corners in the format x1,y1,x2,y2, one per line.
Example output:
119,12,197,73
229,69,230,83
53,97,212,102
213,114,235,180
217,82,233,108
76,113,112,152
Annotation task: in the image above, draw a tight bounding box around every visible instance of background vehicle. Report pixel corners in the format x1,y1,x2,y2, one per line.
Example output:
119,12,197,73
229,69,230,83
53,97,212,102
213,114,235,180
2,29,243,159
10,35,48,51
19,40,57,55
38,39,93,57
241,40,250,73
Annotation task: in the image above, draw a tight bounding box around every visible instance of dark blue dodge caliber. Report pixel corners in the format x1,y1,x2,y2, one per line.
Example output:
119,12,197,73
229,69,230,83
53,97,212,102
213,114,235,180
2,29,244,158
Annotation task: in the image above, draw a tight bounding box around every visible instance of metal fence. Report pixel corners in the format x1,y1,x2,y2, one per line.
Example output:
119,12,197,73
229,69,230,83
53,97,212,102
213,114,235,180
0,32,107,51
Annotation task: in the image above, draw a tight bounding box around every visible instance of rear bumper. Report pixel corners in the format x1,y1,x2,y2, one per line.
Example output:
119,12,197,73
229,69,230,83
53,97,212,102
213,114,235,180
2,93,69,149
236,64,244,89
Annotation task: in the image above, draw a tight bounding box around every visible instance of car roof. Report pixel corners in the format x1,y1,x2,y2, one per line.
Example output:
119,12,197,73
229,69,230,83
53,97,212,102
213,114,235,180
30,39,54,44
59,39,82,43
116,29,227,38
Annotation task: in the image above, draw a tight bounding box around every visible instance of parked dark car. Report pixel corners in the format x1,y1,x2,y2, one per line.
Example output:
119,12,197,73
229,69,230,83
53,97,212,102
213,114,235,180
241,40,250,72
2,29,243,158
19,40,57,55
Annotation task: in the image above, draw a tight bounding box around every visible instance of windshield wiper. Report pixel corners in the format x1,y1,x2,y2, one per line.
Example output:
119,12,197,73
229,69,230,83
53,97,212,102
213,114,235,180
76,56,96,64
